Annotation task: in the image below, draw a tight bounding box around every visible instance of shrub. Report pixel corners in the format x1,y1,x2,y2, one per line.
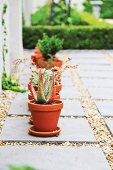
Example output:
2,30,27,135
100,0,113,19
79,12,110,26
38,33,63,60
23,25,113,49
31,4,50,25
50,0,68,26
70,9,88,25
31,3,88,26
83,0,93,13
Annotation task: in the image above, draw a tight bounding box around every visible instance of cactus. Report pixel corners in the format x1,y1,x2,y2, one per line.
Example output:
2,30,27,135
30,68,56,104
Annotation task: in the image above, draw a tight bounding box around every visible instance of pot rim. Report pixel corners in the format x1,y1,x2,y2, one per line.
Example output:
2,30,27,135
28,100,63,111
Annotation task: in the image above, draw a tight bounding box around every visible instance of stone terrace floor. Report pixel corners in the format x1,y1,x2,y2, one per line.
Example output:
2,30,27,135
0,50,113,170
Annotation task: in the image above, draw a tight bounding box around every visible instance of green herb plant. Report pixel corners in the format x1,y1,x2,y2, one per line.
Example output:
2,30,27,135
9,165,37,170
38,33,63,61
2,73,26,93
83,0,93,13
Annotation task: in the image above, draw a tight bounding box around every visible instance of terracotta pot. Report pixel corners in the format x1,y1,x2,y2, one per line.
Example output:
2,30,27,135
28,100,63,132
37,57,63,69
55,84,62,94
28,94,60,124
55,93,60,100
34,47,42,56
31,55,37,64
31,56,43,67
30,47,43,66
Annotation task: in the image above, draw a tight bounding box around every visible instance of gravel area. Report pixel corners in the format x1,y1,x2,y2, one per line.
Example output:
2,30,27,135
0,91,15,130
65,56,113,169
0,141,98,147
0,90,16,146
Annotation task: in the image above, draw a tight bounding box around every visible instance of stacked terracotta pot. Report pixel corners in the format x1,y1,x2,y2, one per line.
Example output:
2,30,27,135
28,48,64,137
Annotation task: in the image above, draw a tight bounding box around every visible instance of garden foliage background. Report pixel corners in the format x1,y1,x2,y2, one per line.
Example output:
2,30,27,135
23,0,113,49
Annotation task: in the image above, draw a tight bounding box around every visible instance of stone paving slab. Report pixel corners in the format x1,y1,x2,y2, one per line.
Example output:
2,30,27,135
106,50,113,58
62,77,74,86
19,75,30,85
72,59,109,65
8,92,29,116
68,50,105,59
0,146,110,170
62,70,70,77
61,99,84,116
0,117,96,142
88,87,113,100
94,101,113,117
72,56,106,60
81,78,113,88
20,68,31,77
78,65,113,71
106,119,113,135
78,70,113,79
61,86,79,99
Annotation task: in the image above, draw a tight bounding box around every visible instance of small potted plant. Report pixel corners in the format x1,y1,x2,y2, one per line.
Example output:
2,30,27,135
28,68,63,137
37,33,63,68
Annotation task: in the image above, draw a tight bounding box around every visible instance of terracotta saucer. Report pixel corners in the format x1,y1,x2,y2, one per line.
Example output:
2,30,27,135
29,126,61,137
29,117,33,124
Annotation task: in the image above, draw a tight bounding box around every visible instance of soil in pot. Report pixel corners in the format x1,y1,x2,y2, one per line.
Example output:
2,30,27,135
28,100,63,132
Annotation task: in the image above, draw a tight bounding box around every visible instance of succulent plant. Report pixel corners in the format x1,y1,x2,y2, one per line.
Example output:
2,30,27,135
30,68,56,104
32,66,61,87
32,70,39,87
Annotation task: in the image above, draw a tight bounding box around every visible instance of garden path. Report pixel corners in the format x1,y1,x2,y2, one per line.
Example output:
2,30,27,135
0,50,113,170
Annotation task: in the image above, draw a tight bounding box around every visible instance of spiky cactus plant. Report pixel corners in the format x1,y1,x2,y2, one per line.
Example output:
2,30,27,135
30,68,56,104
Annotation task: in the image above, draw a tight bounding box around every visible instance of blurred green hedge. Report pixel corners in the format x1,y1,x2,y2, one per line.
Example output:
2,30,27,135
23,25,113,49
